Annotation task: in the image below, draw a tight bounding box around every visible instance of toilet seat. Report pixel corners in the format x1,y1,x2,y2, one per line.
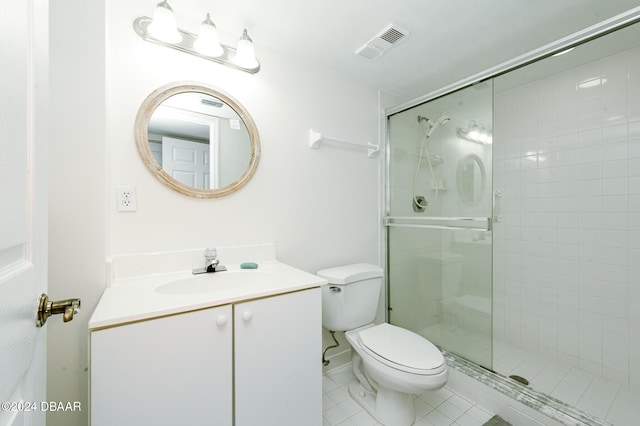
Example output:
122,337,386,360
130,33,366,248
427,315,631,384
357,323,445,375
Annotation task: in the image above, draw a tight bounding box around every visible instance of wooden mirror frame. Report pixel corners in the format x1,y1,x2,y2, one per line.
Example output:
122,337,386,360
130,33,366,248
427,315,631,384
456,153,486,205
134,81,260,198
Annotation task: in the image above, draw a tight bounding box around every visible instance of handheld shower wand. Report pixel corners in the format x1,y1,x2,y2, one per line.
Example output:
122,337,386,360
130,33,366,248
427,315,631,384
413,114,450,210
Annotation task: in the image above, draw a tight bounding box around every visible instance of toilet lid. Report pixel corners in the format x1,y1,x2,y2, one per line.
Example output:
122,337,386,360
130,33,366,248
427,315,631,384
358,323,444,373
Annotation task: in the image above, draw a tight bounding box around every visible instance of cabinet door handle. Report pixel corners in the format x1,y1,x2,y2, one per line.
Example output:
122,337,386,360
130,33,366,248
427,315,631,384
216,315,227,326
242,311,253,322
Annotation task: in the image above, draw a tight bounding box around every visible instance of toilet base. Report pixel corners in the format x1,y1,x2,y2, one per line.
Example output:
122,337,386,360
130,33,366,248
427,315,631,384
348,380,415,426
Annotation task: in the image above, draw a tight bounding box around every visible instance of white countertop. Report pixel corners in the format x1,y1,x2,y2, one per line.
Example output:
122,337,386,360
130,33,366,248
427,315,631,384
89,260,327,330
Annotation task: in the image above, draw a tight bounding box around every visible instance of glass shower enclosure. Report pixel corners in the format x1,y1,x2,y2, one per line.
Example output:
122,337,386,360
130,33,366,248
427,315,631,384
386,82,494,369
385,18,640,425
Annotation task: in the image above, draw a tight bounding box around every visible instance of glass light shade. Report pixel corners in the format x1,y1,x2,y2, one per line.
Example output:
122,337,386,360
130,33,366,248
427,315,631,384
467,122,480,140
233,29,259,69
148,1,182,44
194,13,224,57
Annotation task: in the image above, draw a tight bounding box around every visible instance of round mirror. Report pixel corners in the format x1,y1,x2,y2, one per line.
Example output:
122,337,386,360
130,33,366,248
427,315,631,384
135,82,260,198
457,154,486,205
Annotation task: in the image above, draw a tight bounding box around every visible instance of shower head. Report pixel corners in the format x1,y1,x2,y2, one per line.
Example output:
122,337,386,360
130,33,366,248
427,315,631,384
426,115,451,137
417,115,430,124
434,115,451,127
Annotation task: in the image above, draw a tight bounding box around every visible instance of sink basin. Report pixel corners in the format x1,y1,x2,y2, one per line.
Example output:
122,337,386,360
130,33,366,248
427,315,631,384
156,270,273,295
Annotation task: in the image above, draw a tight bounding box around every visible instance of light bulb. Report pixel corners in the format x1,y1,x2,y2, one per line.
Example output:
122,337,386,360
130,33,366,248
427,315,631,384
148,0,181,44
194,13,224,57
233,29,259,69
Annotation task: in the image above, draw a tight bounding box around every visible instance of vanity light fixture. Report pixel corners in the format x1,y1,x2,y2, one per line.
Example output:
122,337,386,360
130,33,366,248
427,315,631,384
458,121,492,144
193,13,224,58
147,0,181,43
233,29,259,69
133,1,260,74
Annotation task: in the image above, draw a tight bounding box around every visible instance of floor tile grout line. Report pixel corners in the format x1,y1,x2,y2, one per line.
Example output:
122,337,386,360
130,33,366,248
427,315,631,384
324,370,493,426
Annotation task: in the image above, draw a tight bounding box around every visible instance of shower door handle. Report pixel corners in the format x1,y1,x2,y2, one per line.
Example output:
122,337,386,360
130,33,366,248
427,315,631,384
384,216,491,231
493,189,502,223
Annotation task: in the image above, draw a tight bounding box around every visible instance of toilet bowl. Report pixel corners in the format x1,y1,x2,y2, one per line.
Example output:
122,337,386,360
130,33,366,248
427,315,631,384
345,323,447,426
318,263,448,426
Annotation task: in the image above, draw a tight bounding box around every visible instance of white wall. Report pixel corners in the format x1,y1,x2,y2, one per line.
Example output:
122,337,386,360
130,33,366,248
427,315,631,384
106,0,382,390
48,1,106,426
106,1,380,273
493,46,640,388
47,1,381,425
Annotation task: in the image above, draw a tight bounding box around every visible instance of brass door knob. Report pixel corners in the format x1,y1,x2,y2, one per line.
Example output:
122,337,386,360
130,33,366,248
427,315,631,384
36,294,81,327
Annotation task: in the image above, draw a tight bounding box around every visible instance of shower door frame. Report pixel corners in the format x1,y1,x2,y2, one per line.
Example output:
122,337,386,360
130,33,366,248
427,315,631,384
381,6,640,425
385,8,640,118
383,80,495,369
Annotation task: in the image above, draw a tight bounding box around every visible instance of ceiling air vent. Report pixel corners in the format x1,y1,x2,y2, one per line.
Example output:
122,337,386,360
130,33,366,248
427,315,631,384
355,24,410,61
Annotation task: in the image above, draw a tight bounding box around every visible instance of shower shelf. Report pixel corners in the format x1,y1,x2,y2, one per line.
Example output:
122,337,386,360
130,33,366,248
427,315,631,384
309,129,379,158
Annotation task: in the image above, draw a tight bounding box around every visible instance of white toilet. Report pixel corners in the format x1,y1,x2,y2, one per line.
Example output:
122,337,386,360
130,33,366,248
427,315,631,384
318,263,448,426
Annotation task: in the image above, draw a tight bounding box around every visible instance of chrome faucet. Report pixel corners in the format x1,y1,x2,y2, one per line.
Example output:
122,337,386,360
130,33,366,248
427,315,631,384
192,248,226,274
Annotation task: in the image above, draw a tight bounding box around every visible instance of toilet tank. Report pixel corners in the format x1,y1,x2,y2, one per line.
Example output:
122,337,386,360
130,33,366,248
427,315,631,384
317,263,383,331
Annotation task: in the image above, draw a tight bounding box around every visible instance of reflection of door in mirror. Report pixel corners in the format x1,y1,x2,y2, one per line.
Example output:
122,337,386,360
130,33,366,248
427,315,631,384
148,92,251,190
162,137,212,189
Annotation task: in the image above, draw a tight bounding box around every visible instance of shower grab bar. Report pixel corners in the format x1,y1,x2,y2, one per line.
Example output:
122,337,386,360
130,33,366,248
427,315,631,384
384,216,492,231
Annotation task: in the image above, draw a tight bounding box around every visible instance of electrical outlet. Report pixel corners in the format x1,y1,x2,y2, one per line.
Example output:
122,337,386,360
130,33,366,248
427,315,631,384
116,186,137,212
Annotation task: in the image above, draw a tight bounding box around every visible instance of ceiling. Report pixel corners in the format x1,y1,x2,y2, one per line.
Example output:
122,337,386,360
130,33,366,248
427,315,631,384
178,0,640,101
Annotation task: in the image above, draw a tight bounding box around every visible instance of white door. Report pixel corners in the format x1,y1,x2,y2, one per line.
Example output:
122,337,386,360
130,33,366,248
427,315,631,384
0,1,49,424
162,136,212,189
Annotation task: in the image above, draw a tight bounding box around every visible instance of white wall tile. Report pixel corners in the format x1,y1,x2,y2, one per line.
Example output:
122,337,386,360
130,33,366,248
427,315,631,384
602,160,628,179
494,49,640,390
603,124,628,143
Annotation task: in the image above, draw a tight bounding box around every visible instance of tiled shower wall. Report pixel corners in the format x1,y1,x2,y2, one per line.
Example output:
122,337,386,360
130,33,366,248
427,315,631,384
493,47,640,388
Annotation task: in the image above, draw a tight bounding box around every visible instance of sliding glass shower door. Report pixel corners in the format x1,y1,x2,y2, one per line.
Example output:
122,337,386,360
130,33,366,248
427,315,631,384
386,82,493,369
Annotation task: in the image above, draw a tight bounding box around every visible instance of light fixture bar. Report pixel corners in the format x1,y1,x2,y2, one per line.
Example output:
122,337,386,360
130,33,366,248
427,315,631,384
133,16,260,74
457,122,492,145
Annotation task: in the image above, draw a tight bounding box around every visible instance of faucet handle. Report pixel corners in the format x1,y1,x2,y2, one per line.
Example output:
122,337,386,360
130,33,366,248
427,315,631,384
205,247,217,260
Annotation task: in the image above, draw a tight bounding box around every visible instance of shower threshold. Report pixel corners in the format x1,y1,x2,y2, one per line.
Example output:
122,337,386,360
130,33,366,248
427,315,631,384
444,351,611,426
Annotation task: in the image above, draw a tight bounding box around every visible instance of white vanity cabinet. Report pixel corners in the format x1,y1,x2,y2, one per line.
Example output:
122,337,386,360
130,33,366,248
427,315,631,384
90,287,322,426
90,304,233,426
234,287,322,426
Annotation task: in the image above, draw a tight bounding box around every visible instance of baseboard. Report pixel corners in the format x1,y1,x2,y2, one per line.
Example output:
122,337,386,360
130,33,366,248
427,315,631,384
322,348,351,374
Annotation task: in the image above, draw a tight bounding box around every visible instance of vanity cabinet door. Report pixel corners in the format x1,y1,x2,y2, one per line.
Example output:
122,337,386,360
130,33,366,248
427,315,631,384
90,305,233,426
234,288,322,426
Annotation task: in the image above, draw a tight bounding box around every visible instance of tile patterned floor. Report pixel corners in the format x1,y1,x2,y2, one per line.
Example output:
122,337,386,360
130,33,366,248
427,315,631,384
422,320,640,425
322,364,495,426
494,340,640,426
